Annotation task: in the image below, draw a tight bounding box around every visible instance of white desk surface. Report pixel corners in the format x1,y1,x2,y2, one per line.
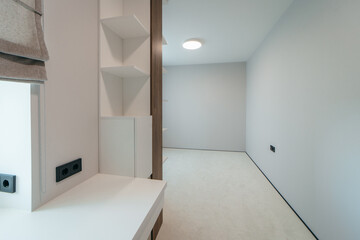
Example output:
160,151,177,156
0,174,166,240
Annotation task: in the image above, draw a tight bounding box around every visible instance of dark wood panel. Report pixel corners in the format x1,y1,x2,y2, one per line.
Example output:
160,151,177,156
150,0,163,239
152,210,163,239
150,0,162,186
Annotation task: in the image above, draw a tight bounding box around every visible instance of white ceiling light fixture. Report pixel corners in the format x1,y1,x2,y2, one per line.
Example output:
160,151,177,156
183,39,202,50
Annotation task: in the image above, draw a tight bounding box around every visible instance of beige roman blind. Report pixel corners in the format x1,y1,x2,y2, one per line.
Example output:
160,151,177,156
0,0,49,82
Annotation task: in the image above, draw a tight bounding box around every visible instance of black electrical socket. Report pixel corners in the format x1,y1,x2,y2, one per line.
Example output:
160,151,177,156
56,158,82,182
0,174,16,193
270,145,276,153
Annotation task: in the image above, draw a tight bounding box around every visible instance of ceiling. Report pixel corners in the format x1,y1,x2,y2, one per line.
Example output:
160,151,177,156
163,0,293,66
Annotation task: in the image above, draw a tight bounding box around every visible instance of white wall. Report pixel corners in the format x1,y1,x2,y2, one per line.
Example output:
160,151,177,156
246,1,360,239
41,0,99,205
163,62,246,151
0,82,32,210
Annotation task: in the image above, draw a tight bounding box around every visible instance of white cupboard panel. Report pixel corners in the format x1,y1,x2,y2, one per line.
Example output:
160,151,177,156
135,116,152,178
100,117,135,177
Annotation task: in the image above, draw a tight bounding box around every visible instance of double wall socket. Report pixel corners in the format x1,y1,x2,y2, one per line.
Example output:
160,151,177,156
56,158,82,182
0,174,16,193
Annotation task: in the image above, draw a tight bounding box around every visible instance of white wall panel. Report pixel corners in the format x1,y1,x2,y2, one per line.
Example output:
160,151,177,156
163,62,246,151
246,1,360,239
42,0,99,206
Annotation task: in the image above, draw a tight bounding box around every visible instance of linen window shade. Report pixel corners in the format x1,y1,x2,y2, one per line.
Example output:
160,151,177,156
0,0,49,82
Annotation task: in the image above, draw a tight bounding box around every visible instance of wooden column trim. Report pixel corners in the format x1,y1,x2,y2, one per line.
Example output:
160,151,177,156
150,0,163,238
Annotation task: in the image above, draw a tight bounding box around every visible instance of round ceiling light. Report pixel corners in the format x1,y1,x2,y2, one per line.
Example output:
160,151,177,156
183,39,202,50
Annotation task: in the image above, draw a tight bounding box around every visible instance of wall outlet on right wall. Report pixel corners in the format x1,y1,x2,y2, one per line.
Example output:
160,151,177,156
270,145,276,153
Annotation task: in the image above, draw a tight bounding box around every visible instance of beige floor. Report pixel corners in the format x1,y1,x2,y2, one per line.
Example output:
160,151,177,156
157,148,315,240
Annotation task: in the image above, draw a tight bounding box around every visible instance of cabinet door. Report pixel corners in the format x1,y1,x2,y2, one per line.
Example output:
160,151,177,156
135,116,152,178
100,117,135,177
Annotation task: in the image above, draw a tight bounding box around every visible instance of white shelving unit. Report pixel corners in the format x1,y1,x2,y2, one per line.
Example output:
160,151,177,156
99,0,152,179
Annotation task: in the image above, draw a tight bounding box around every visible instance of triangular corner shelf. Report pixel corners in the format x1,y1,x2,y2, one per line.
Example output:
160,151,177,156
101,15,149,39
101,65,149,78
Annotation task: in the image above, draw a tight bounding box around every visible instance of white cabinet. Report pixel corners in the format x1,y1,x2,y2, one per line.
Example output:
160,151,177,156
99,0,152,179
100,116,152,178
134,117,153,178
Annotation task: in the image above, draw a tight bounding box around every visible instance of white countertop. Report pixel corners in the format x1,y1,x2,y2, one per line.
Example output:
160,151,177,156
0,174,166,240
